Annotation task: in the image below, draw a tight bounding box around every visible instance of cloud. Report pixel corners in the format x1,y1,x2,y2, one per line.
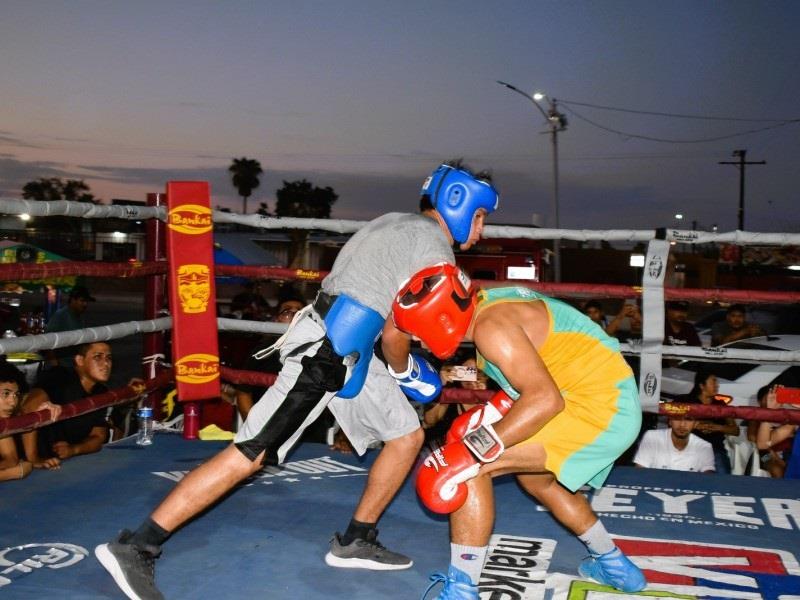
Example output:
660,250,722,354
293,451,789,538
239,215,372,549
0,157,82,197
1,154,747,231
0,133,43,150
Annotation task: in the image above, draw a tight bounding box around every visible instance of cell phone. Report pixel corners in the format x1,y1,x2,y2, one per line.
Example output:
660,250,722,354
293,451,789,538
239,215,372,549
451,366,478,382
713,394,733,405
775,385,800,405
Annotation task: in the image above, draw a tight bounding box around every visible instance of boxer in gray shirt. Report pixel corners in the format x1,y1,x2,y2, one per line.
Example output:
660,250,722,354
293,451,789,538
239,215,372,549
96,162,499,600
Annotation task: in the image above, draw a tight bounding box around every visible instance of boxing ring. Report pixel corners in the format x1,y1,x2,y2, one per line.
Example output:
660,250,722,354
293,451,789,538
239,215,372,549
3,434,800,598
1,189,800,598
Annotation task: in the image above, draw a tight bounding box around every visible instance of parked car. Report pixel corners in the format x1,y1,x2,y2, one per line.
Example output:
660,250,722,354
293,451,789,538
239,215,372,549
661,335,800,407
692,303,800,346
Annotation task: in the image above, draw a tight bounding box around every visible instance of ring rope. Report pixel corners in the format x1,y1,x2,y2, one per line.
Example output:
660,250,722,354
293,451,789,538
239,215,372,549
4,372,799,439
3,314,798,366
3,197,800,245
0,370,172,438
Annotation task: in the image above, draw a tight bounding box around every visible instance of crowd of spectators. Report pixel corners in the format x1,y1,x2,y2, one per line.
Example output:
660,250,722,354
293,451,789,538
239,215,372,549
3,281,796,486
579,298,797,479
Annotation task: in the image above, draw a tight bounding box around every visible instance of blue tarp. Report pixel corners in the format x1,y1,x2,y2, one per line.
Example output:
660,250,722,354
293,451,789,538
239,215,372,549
2,434,799,599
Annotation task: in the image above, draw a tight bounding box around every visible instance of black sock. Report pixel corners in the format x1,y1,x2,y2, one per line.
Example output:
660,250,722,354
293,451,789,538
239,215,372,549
340,519,376,545
129,518,170,548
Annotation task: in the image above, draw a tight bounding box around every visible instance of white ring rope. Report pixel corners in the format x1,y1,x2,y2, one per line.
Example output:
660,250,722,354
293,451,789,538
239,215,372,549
0,318,288,355
2,315,797,367
0,197,163,220
3,197,800,245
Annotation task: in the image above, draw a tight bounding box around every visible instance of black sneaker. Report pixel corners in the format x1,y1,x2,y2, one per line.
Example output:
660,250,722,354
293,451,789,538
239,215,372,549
95,530,164,600
324,530,413,570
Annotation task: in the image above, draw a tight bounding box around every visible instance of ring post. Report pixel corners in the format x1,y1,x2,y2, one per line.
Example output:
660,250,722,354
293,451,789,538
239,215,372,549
164,182,221,440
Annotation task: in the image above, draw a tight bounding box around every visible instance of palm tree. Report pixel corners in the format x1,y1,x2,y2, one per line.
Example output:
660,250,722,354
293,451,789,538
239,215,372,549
228,157,263,214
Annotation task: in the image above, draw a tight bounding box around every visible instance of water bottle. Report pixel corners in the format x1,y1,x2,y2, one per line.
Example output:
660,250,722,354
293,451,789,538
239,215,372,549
137,406,154,446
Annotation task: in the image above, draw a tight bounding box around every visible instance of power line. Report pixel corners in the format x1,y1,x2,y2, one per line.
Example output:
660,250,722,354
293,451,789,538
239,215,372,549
559,99,798,122
561,103,800,144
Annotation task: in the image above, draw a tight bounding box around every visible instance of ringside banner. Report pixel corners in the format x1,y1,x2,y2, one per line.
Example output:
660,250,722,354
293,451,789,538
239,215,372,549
165,181,220,401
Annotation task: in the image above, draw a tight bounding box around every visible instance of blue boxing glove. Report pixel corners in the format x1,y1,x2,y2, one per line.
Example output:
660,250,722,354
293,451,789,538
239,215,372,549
388,352,442,404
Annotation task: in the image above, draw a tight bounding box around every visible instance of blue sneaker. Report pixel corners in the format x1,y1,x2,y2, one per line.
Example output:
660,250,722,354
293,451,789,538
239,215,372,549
421,566,479,600
578,547,646,592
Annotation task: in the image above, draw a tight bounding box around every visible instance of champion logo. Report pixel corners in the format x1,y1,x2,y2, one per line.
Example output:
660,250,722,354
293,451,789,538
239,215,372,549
460,553,479,561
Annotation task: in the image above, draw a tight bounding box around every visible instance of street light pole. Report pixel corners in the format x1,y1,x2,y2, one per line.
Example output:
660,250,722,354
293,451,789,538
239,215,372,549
497,80,567,281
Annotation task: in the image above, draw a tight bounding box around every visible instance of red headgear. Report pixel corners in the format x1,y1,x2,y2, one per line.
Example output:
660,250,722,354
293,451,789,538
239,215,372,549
392,263,476,359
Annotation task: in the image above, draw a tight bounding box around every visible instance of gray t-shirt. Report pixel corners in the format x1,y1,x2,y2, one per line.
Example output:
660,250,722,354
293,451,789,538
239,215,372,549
321,213,454,318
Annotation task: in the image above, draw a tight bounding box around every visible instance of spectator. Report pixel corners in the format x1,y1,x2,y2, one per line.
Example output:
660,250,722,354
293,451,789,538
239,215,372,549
756,386,799,479
44,285,96,366
606,301,643,341
229,281,269,321
664,301,701,347
711,304,765,346
633,403,715,472
747,385,792,478
682,369,739,474
421,349,494,447
22,342,113,463
582,300,609,330
0,361,60,480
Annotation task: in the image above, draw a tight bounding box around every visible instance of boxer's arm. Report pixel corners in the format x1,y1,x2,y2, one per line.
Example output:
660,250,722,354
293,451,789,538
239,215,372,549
472,308,564,448
381,317,411,373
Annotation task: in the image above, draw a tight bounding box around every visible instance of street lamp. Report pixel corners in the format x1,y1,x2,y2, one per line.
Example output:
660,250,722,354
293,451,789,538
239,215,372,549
497,80,567,281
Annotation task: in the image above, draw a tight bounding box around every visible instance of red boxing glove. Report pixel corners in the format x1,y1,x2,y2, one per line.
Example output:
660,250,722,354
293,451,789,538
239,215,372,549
446,390,514,445
416,441,480,514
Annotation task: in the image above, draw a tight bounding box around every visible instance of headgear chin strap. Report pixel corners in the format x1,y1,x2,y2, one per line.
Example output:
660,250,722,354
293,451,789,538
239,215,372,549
421,164,499,243
392,263,476,359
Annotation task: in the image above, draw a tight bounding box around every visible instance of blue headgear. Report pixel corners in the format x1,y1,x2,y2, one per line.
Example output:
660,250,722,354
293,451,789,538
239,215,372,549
421,164,499,243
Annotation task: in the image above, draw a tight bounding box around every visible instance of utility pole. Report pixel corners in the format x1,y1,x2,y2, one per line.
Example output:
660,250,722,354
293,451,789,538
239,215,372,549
718,149,765,287
546,98,567,283
718,149,765,231
496,80,567,281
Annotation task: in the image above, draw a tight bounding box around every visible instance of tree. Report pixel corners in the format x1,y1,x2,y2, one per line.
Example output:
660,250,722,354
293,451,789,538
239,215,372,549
20,178,99,259
228,157,263,214
22,178,97,203
274,179,338,268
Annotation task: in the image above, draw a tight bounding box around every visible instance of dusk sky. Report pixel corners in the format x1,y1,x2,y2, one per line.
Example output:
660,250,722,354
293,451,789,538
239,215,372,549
2,1,799,232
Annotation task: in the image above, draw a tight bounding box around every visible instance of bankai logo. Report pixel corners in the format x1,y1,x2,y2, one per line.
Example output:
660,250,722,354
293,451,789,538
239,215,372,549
175,353,219,384
295,269,321,280
176,264,211,313
670,229,699,243
643,372,658,397
702,346,728,358
0,543,88,588
549,535,800,599
661,401,693,417
168,204,213,234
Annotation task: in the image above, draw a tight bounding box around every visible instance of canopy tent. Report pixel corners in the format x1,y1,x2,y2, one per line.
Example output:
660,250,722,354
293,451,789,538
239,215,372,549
213,234,281,285
0,240,75,291
213,242,246,284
